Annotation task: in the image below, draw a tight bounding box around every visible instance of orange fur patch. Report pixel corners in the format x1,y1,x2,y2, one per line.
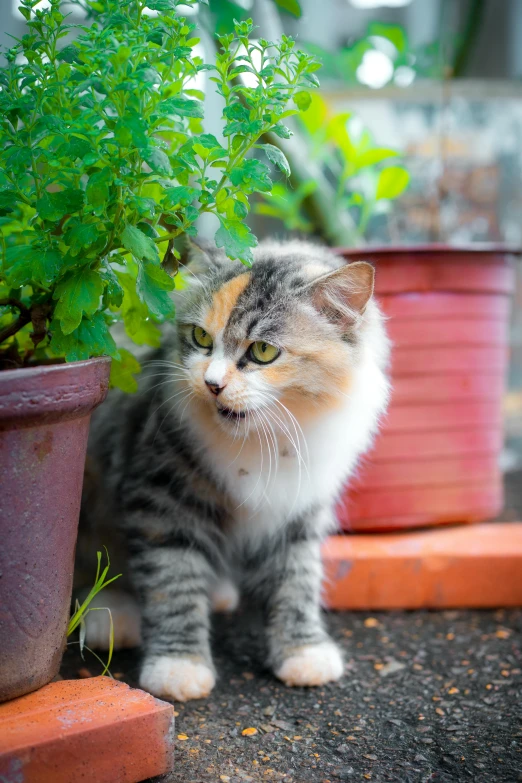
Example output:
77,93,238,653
204,272,251,334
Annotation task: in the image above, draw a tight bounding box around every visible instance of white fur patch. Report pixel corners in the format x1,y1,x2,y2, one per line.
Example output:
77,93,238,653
83,589,142,651
140,656,216,702
211,578,240,613
276,641,344,687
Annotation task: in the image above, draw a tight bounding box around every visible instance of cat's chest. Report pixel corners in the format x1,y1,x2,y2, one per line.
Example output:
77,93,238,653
215,401,363,531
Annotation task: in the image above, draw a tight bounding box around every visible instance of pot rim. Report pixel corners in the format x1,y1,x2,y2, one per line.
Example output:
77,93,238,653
0,355,111,429
0,354,111,381
338,242,522,257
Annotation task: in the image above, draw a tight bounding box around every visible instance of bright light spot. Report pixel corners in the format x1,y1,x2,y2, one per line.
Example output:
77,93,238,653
184,41,206,92
349,0,413,7
356,50,394,89
394,65,416,87
347,115,364,142
13,0,50,11
13,0,86,17
144,3,197,17
368,35,397,60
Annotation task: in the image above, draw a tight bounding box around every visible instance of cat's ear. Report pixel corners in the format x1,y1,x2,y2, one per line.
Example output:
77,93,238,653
184,237,221,276
307,262,375,330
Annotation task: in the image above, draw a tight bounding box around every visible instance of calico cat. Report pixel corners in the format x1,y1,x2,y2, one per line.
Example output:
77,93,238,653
81,239,390,701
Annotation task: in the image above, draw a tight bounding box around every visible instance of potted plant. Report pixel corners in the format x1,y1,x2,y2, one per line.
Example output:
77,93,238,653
0,0,318,700
255,91,517,533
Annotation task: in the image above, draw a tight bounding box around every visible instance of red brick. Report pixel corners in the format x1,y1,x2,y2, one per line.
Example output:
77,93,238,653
0,677,174,783
322,523,522,610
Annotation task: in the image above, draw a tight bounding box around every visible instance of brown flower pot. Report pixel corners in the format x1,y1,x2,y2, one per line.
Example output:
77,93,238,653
337,245,518,533
0,357,111,702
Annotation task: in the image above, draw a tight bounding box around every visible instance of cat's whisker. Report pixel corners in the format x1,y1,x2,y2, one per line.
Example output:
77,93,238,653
255,392,307,475
148,382,192,419
255,410,274,506
259,408,280,475
273,398,310,468
235,410,267,511
142,359,189,371
176,390,196,424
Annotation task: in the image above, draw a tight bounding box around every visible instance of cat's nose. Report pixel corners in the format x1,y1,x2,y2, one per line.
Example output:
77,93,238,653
205,379,225,396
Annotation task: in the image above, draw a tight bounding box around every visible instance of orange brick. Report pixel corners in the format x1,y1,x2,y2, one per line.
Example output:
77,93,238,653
322,523,522,610
0,677,174,783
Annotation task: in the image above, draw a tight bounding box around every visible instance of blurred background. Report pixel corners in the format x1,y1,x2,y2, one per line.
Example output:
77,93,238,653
2,0,522,469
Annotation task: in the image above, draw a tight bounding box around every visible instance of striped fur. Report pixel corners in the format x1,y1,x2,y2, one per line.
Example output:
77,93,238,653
81,239,390,700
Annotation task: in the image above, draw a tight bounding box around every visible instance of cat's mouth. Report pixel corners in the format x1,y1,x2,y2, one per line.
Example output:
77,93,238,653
216,402,247,421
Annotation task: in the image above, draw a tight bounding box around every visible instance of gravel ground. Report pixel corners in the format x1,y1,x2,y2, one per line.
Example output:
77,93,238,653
61,471,522,783
61,604,522,783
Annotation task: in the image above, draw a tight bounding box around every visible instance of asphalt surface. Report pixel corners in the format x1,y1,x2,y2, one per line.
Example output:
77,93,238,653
61,470,522,783
62,607,522,783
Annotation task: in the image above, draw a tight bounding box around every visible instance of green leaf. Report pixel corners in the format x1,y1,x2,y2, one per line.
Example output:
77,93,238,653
356,148,399,169
37,188,84,221
142,147,173,177
215,220,257,265
66,136,91,160
0,189,18,215
135,66,160,85
273,0,302,16
293,90,311,111
65,222,99,256
131,196,156,218
5,146,32,173
53,268,104,334
86,168,111,208
158,96,204,119
375,166,410,201
3,244,63,287
110,347,141,393
261,144,290,177
147,30,163,46
233,199,248,218
137,264,175,319
114,112,148,148
163,186,199,208
229,159,272,193
101,264,124,308
121,224,159,263
145,0,182,9
117,271,162,347
58,44,81,64
272,123,292,140
50,312,117,362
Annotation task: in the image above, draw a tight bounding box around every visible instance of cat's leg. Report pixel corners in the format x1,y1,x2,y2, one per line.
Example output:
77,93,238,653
82,588,142,650
127,523,217,702
261,537,344,687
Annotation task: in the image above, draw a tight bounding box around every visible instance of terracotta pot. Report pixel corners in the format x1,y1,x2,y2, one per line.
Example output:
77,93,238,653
0,357,111,702
337,245,518,533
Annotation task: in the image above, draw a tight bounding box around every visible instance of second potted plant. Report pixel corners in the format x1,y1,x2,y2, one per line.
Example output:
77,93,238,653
255,91,516,532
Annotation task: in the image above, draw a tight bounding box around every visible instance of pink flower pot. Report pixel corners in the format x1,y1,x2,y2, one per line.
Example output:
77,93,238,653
337,245,518,533
0,358,110,701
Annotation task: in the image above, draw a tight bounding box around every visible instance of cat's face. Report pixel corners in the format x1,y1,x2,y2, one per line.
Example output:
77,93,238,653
176,241,375,433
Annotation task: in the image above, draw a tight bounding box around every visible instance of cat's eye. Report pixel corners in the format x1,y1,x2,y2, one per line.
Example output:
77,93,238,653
249,341,280,365
193,326,213,350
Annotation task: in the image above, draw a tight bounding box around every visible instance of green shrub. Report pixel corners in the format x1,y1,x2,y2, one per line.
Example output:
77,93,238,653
0,0,319,387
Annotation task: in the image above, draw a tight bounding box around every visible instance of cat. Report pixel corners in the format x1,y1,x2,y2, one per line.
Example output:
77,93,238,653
80,238,390,701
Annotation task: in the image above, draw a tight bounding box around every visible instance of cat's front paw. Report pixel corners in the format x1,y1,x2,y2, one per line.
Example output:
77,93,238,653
275,641,344,687
139,655,216,702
